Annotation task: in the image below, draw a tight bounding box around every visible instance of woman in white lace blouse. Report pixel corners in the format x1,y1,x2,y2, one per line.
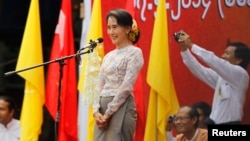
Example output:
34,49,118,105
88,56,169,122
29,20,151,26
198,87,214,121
93,9,144,141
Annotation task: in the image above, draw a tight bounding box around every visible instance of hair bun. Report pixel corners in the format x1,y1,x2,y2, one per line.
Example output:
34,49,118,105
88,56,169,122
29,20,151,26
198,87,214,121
128,19,140,44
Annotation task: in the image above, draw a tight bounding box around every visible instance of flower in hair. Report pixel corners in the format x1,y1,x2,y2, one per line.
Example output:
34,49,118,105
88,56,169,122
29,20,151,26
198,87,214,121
129,19,139,43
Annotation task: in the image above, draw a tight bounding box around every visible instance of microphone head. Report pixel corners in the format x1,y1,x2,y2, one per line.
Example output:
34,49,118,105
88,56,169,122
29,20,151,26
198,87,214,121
97,38,103,43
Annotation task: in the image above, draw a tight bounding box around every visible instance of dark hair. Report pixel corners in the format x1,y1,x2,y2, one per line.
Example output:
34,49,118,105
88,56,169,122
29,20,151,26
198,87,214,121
0,95,16,111
187,106,200,128
227,42,250,69
106,9,140,44
192,101,211,118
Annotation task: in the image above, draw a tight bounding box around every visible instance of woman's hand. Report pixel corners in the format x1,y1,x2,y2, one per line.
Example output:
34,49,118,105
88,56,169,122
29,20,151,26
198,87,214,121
93,112,109,129
103,114,111,122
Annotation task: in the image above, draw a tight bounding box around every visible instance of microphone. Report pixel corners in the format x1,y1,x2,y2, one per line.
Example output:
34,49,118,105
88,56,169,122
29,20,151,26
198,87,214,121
82,37,103,49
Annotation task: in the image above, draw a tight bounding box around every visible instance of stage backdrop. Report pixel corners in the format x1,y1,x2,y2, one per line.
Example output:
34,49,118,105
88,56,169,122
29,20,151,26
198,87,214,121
100,0,250,123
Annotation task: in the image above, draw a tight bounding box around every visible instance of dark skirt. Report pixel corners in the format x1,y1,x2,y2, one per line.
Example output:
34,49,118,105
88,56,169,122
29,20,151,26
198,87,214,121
94,94,137,141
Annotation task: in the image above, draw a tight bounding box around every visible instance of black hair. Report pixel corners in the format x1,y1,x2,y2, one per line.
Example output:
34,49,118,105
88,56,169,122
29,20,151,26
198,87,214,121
188,106,200,128
227,42,250,69
106,9,133,28
0,95,16,111
106,8,140,44
192,101,211,118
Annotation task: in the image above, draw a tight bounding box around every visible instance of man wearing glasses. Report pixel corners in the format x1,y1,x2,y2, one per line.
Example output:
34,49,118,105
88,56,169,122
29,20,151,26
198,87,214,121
173,106,208,141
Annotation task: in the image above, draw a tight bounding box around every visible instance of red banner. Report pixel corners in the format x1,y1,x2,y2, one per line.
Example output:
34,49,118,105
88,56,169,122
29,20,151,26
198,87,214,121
101,0,250,123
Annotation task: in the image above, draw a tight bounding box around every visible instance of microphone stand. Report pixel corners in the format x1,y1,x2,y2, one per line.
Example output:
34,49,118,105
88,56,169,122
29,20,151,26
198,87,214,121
4,48,95,76
4,40,98,141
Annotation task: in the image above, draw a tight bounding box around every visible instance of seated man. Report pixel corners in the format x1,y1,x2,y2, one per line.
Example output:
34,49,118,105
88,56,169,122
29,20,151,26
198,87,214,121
166,102,211,141
173,105,207,141
0,95,20,141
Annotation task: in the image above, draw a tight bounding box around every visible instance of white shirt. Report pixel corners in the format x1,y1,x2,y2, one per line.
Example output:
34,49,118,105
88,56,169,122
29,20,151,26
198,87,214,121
0,119,21,141
181,44,249,124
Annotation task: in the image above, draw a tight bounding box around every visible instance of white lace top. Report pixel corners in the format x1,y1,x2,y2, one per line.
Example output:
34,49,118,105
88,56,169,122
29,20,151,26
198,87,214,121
93,45,144,116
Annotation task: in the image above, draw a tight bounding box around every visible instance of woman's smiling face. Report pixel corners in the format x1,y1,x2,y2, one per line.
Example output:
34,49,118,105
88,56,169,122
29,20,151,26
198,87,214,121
107,16,130,48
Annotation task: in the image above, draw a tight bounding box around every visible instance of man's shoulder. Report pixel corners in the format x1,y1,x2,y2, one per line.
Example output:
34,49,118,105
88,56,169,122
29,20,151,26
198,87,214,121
12,118,20,123
197,128,208,141
198,128,208,133
9,118,21,128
